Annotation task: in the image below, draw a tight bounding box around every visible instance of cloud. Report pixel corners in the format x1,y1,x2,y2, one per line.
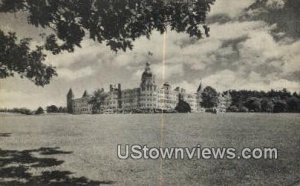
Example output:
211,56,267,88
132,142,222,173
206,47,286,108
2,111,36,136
209,0,255,18
132,63,184,84
265,0,286,9
202,70,239,91
1,1,300,109
0,88,61,109
201,70,300,92
246,0,300,38
174,80,202,93
0,89,33,105
153,63,184,81
58,66,95,81
46,40,113,68
45,14,300,94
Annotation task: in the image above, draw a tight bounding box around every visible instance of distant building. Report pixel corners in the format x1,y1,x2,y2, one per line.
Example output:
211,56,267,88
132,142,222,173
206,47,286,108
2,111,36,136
67,63,205,114
196,82,205,112
174,87,198,112
121,88,140,112
216,92,232,113
157,83,178,112
139,62,157,112
101,84,122,113
66,89,74,113
72,91,93,114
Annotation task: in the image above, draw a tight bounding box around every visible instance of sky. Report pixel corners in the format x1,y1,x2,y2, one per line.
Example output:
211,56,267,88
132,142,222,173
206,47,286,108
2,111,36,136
0,0,299,109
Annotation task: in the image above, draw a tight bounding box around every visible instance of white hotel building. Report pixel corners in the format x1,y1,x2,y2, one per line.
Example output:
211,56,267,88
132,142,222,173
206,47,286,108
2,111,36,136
67,62,203,114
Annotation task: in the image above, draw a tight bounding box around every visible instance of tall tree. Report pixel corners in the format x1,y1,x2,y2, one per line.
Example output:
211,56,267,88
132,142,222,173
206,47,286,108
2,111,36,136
244,97,262,112
201,86,218,108
0,0,215,86
273,100,288,113
35,106,44,115
46,105,59,113
0,31,57,86
89,88,108,113
175,99,191,113
220,91,232,110
261,98,274,113
287,97,300,113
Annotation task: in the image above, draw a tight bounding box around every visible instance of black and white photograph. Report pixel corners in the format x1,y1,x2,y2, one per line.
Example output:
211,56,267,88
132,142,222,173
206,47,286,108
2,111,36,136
0,0,299,185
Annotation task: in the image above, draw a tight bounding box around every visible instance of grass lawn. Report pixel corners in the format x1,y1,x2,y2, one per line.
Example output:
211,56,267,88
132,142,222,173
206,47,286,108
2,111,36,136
0,113,299,185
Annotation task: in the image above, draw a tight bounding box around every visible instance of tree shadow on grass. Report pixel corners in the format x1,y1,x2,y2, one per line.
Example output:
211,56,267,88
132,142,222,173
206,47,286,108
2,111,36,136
0,133,11,137
0,147,115,185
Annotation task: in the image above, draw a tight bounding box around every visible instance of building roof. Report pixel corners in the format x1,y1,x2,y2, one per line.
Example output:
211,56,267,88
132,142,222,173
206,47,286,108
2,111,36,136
142,62,153,78
67,88,74,97
82,90,90,98
197,82,203,92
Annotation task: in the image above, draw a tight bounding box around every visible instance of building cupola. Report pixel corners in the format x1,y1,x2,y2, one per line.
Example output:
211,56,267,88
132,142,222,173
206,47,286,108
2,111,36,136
140,62,156,91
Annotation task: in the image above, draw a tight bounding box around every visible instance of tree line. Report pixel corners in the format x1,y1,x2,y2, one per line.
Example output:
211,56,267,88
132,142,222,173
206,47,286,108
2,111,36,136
226,89,300,113
0,105,67,115
200,86,300,113
1,88,299,115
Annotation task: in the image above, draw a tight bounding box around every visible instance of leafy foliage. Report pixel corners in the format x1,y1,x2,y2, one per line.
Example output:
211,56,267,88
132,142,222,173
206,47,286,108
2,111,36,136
0,0,215,86
46,105,59,113
0,107,33,115
273,100,288,113
89,88,108,113
261,98,274,112
244,97,262,112
175,99,191,113
58,106,68,113
226,89,300,113
0,31,57,86
287,97,300,112
35,106,44,115
201,86,218,108
0,0,214,52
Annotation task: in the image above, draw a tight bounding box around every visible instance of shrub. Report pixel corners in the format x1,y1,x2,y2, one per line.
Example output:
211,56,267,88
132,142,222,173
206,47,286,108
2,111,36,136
35,107,44,115
175,100,191,113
